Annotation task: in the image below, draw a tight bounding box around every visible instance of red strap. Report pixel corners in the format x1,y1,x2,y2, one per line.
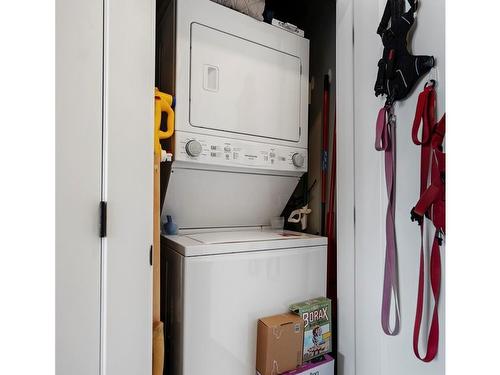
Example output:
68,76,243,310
413,230,442,362
411,85,445,363
431,114,446,149
412,86,436,207
411,85,436,146
412,157,445,363
433,148,446,233
413,184,440,217
414,116,446,230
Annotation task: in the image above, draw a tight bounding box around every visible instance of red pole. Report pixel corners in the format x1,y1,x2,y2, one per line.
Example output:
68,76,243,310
326,102,337,300
321,75,330,236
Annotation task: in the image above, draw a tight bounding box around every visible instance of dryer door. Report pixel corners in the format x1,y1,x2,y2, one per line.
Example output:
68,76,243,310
189,23,302,142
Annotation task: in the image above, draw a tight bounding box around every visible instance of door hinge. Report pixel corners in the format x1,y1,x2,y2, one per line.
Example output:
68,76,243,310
99,201,107,238
149,245,153,266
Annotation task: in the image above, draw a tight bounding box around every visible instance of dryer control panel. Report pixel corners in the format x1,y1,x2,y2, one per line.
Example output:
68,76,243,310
174,131,307,172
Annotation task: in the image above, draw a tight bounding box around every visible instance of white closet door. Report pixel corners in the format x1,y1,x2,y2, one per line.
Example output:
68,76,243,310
57,0,154,374
56,0,103,374
101,0,155,374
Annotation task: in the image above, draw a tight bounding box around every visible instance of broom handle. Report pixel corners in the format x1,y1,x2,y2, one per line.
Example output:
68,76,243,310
153,152,161,323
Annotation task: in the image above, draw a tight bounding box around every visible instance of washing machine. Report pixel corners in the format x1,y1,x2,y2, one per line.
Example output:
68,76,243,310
158,1,325,374
162,229,327,375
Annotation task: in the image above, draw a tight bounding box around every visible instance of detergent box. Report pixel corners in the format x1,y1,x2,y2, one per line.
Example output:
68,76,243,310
289,297,332,362
256,313,304,375
282,354,335,375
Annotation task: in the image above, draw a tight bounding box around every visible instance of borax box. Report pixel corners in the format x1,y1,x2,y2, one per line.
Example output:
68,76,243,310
289,297,332,362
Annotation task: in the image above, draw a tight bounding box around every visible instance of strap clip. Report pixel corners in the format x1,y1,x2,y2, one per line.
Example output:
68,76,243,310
410,207,423,226
436,230,444,246
385,91,396,107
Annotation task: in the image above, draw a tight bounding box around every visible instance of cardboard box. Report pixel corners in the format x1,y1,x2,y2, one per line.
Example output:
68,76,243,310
282,354,335,375
256,313,304,375
289,297,332,362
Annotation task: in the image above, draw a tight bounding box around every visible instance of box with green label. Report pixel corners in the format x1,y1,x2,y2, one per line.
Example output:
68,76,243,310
289,297,332,362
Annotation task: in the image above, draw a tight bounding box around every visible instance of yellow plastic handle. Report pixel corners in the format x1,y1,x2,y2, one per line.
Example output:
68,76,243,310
154,88,175,156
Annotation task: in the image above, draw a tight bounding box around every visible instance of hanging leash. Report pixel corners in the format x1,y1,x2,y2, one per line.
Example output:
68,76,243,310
410,82,445,362
375,100,401,336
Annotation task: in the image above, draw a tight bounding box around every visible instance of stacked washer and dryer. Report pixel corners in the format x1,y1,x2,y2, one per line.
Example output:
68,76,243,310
158,1,327,374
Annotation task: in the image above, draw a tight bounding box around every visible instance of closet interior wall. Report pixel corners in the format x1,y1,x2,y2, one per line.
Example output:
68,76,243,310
303,0,336,237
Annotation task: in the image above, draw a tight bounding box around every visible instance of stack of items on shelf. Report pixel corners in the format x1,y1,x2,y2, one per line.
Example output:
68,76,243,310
210,0,265,21
256,297,334,375
210,0,305,36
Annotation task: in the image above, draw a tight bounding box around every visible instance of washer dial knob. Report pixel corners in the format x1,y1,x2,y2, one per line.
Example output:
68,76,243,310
185,140,202,157
292,153,305,168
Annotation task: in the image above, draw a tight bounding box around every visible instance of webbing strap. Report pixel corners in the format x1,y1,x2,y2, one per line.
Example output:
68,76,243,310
411,85,445,362
413,230,441,362
375,105,401,336
411,85,435,146
413,154,444,361
412,86,436,207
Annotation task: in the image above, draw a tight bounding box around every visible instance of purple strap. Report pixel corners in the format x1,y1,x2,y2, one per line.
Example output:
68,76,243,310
375,106,401,336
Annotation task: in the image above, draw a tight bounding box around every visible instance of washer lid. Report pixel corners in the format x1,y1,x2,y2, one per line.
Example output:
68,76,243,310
163,229,327,257
186,230,306,244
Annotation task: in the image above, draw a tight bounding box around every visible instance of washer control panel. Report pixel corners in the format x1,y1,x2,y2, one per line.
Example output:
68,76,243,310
175,132,307,172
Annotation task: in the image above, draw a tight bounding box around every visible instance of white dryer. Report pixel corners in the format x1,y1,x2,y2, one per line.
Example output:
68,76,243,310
159,0,310,229
163,229,327,375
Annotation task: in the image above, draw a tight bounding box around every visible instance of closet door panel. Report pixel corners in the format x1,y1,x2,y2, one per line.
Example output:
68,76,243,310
102,0,155,373
56,0,103,373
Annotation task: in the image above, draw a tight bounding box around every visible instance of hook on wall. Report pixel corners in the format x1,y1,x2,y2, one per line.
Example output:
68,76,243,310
427,65,439,86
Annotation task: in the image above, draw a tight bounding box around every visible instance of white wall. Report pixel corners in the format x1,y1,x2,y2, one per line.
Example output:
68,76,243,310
337,1,445,374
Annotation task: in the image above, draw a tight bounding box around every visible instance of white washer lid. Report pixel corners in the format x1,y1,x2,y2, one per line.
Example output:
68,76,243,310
185,230,306,244
163,229,327,257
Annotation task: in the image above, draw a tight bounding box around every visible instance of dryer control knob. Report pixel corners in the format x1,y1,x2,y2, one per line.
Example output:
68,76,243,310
185,140,202,157
292,153,305,168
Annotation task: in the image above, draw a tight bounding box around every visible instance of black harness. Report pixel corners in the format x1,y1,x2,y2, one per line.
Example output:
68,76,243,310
374,0,434,104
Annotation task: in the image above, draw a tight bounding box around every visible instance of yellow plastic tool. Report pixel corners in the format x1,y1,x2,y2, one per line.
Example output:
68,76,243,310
152,88,174,375
154,88,175,157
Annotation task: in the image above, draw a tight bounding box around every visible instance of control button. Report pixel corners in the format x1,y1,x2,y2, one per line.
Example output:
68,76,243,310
269,152,276,158
185,140,202,157
224,146,231,152
292,153,305,168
